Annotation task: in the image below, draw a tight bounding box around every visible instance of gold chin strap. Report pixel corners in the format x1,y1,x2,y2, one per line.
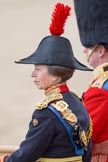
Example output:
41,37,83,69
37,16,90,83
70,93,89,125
85,45,98,62
37,156,82,162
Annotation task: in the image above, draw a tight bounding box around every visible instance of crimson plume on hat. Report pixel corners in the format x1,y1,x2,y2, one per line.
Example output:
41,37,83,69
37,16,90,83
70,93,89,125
74,0,108,48
15,3,92,71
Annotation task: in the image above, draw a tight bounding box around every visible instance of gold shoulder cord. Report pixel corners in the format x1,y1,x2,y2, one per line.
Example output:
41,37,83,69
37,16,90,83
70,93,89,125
51,100,92,148
35,92,92,148
91,72,108,88
85,116,93,142
82,101,93,142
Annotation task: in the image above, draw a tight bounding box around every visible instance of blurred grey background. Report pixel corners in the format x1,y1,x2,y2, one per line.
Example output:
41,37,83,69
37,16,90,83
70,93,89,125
0,0,92,146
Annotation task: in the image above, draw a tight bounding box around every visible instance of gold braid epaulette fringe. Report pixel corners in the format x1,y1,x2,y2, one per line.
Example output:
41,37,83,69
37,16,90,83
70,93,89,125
35,92,63,109
85,116,93,141
82,101,93,141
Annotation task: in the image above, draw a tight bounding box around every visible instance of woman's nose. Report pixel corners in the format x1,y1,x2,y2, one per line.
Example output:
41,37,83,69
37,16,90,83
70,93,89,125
31,70,36,77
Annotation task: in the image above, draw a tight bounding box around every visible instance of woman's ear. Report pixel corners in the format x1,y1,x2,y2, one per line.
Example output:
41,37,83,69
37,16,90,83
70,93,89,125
96,45,106,58
51,75,61,84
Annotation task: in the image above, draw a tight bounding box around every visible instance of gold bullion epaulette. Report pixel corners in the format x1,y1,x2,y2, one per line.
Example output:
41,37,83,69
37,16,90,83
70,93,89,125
91,71,108,88
35,92,63,109
51,100,89,147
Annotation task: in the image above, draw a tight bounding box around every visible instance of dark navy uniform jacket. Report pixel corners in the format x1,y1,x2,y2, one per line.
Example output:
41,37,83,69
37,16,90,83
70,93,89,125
5,84,92,162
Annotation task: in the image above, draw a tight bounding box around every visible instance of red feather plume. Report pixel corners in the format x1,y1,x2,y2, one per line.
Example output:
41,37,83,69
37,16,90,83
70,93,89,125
49,3,71,36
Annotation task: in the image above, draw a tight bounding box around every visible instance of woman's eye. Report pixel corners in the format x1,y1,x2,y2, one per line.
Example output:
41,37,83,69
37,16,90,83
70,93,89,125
36,67,41,71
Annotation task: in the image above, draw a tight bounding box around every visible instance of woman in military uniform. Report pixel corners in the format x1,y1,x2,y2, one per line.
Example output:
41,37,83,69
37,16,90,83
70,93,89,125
0,3,92,162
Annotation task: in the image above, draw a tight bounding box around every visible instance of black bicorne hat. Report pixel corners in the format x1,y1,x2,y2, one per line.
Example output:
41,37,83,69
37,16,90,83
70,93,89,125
74,0,108,48
15,3,92,71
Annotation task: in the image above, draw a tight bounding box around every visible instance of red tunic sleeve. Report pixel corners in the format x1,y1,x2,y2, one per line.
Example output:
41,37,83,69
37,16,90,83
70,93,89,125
83,87,108,143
